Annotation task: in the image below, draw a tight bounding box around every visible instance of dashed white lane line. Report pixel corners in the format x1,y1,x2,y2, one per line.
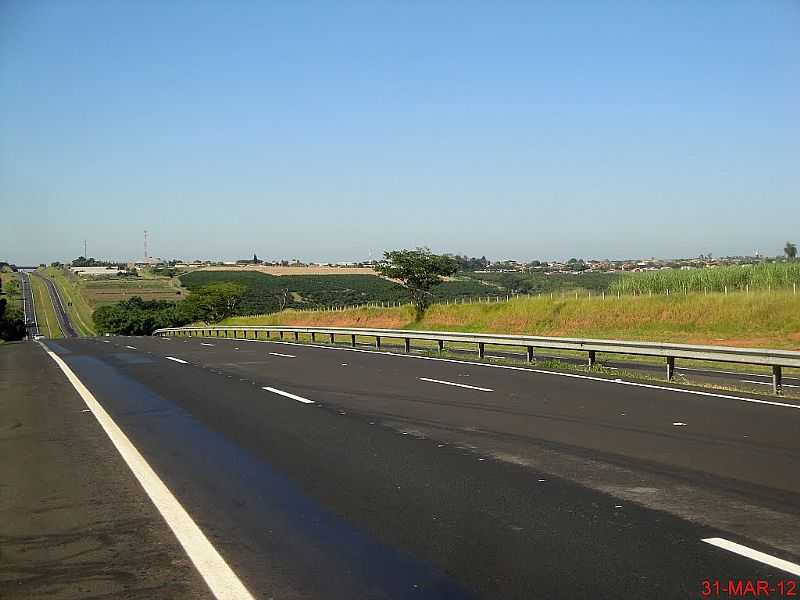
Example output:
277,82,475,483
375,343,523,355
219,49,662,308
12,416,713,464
103,340,111,343
125,345,137,350
262,386,314,404
40,344,255,600
419,377,493,392
165,356,189,364
269,352,296,358
219,337,800,411
703,538,800,576
201,343,215,347
741,380,800,389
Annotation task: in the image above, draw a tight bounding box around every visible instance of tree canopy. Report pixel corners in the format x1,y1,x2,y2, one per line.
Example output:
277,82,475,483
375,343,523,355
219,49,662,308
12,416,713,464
375,248,458,318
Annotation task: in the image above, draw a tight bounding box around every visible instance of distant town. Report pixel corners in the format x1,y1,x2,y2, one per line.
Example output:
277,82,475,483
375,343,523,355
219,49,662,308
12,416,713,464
53,250,793,278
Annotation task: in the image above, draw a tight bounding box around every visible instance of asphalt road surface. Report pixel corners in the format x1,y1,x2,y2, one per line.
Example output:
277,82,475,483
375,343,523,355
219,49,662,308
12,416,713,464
17,271,39,339
31,272,77,337
4,335,800,599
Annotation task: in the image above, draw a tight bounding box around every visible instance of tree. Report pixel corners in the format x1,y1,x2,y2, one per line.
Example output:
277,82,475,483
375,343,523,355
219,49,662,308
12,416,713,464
375,248,458,319
785,242,797,260
177,282,246,323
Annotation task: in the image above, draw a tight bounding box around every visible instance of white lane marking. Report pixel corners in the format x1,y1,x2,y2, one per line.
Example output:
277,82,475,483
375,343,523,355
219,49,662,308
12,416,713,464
103,340,111,343
232,338,800,410
262,386,314,404
672,422,687,426
703,538,800,576
125,345,137,350
419,377,493,392
742,380,800,389
40,344,255,600
201,343,215,347
165,356,188,364
268,352,296,358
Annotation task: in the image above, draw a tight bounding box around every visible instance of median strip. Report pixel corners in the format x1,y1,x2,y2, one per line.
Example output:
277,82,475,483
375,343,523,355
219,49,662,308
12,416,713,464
703,538,800,576
165,356,189,364
741,380,800,389
262,386,314,404
418,377,493,392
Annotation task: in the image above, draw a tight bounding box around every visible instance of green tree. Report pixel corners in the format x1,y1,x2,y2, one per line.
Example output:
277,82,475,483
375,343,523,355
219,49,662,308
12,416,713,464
375,248,458,319
178,282,246,323
785,242,797,260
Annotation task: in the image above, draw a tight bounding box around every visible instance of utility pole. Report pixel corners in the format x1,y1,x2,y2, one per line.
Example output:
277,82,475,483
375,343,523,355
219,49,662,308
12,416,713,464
144,230,148,261
84,239,87,258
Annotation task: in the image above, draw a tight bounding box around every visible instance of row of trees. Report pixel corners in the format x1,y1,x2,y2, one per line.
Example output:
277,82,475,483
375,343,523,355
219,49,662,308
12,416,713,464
93,282,246,335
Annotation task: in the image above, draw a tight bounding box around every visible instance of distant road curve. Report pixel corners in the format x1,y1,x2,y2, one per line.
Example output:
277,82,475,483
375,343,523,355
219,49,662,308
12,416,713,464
31,271,77,337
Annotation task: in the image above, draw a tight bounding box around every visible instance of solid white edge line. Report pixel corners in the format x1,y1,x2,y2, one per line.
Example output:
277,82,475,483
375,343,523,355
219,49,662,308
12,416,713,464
419,377,493,392
228,337,800,411
268,352,296,358
39,343,255,600
165,356,189,364
262,386,314,404
741,380,800,389
703,538,800,576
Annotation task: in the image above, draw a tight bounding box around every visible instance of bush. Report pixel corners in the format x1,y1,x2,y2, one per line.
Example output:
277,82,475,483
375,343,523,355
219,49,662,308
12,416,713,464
93,297,188,335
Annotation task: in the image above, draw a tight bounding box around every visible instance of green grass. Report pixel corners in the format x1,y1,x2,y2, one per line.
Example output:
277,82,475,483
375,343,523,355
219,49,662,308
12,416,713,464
0,271,22,313
610,261,800,295
219,289,800,350
43,268,96,336
30,274,62,339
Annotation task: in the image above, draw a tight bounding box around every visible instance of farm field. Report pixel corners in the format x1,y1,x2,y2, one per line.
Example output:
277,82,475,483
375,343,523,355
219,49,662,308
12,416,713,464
610,261,800,294
80,274,185,307
190,265,379,276
180,271,499,314
219,289,800,350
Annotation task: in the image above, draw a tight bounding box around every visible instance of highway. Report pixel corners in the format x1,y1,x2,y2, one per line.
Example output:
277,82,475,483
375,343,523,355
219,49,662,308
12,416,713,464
4,333,800,599
31,271,77,337
17,270,39,339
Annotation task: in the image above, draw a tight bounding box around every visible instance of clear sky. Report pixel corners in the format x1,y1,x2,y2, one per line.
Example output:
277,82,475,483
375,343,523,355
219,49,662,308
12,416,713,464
1,1,798,265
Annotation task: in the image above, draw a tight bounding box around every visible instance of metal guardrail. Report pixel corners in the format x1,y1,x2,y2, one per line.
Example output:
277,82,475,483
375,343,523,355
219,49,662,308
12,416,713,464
152,325,800,395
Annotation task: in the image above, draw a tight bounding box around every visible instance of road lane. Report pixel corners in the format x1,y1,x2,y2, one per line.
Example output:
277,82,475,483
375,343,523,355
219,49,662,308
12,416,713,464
0,342,211,599
34,336,800,598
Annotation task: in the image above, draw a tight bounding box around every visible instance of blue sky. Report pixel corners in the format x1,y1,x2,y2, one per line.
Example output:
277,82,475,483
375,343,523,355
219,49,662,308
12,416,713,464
1,1,798,264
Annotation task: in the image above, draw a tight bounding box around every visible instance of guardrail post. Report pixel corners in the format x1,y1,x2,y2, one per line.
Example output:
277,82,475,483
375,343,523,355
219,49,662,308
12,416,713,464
527,346,534,362
294,331,299,341
330,333,335,343
588,350,596,368
404,338,411,353
773,366,783,395
279,331,284,340
666,356,675,381
437,340,444,353
478,343,485,359
351,334,356,347
375,336,381,349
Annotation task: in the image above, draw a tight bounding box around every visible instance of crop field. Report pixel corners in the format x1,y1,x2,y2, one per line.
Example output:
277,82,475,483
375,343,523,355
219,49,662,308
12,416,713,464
610,262,800,295
180,271,499,314
470,271,620,294
80,276,185,307
191,265,379,276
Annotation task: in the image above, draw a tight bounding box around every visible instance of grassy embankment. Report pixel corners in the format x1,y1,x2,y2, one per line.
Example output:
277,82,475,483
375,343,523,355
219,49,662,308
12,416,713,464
30,274,62,338
42,267,96,336
0,271,22,312
218,291,800,377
